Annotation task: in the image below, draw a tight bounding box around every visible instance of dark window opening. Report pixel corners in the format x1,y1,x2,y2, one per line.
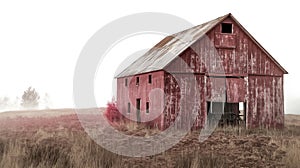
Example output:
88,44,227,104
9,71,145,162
125,78,128,87
136,77,139,85
127,102,130,113
136,99,141,122
221,23,233,34
148,75,152,84
146,102,149,113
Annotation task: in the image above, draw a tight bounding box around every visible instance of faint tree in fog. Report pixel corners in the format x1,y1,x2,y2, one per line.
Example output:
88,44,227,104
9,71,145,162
42,93,52,109
0,97,10,109
21,87,40,108
13,97,20,107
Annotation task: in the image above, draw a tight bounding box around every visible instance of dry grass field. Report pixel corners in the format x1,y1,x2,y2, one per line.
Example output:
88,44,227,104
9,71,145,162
0,109,299,168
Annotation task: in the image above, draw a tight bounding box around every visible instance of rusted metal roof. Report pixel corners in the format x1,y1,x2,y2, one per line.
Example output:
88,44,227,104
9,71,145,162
116,14,230,78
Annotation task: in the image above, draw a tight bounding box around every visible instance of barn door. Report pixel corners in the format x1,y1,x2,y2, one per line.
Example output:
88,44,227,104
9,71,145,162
226,78,245,103
136,99,141,123
206,77,245,102
206,77,226,102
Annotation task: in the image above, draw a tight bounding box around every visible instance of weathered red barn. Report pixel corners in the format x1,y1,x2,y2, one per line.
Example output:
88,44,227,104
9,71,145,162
116,13,287,129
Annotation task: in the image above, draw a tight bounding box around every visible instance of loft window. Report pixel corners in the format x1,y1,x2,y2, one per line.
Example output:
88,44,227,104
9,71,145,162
127,102,130,113
146,102,149,113
125,78,128,87
148,75,152,84
221,23,233,34
136,77,139,85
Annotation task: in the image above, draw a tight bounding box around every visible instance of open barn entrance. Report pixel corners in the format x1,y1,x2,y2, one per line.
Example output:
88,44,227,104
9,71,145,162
207,102,246,127
206,76,246,127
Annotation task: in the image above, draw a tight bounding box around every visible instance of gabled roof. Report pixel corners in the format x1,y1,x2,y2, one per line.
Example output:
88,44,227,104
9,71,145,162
116,13,287,78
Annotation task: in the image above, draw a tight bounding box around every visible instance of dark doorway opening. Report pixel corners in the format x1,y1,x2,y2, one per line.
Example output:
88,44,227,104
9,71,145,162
207,102,246,127
136,99,141,122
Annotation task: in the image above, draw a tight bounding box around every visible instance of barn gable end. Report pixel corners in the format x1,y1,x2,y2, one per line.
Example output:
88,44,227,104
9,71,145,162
164,15,287,75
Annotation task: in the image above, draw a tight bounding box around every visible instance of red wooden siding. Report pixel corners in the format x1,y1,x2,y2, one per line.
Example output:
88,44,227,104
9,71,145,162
247,76,284,128
226,78,246,103
214,32,236,48
164,73,206,129
117,71,165,128
206,77,226,102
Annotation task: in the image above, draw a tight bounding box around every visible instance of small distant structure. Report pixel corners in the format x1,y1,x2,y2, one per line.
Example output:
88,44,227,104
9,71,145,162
115,13,287,129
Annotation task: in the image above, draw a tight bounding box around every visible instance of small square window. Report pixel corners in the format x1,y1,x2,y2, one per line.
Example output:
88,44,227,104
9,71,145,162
125,78,128,87
148,75,152,84
136,77,139,85
221,23,233,34
146,102,149,113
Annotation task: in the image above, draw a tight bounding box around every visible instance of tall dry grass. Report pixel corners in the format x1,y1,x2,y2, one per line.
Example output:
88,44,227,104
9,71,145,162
0,125,230,168
216,125,300,168
0,114,299,167
174,152,226,168
0,130,123,168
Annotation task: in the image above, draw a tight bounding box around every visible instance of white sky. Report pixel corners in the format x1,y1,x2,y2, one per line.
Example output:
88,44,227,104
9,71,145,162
0,1,299,114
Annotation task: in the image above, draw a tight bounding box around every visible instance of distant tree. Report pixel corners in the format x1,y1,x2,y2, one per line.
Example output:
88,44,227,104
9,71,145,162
21,87,40,108
42,93,52,109
13,97,20,107
0,97,10,109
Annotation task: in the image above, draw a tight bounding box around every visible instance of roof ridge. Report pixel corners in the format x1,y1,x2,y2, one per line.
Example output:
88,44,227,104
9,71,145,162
171,13,230,37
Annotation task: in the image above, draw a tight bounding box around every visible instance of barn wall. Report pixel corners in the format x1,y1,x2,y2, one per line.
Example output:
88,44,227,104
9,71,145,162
247,76,284,128
117,71,165,128
164,72,206,129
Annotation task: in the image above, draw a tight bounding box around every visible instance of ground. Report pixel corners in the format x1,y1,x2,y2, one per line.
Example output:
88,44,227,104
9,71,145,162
0,109,299,168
